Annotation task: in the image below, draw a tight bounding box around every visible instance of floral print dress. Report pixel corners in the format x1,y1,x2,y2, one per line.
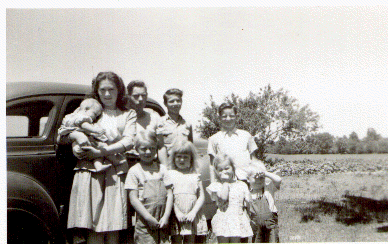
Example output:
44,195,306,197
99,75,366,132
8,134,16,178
206,180,253,238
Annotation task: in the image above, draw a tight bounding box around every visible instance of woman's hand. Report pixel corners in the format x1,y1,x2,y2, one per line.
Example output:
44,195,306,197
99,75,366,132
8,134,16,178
80,146,103,160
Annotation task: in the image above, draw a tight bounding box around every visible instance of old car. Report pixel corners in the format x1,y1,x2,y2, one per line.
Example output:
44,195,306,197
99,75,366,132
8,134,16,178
6,81,214,243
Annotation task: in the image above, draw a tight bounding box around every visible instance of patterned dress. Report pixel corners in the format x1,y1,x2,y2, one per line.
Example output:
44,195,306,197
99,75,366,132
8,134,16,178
206,180,253,238
169,170,208,236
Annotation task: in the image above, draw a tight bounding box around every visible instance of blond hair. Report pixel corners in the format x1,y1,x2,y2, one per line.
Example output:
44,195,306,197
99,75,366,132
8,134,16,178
213,153,236,182
169,137,199,173
80,98,103,115
134,130,158,150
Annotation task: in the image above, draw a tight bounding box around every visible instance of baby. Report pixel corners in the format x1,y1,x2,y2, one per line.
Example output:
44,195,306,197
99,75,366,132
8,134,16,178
61,98,122,172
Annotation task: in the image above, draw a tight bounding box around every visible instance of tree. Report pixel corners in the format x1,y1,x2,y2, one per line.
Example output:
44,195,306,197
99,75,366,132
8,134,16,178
349,131,359,142
377,139,388,153
348,131,360,154
311,132,335,154
363,128,381,153
365,128,381,142
335,136,348,154
197,84,320,160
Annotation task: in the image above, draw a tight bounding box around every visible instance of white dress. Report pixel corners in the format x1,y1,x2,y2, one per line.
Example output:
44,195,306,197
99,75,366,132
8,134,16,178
169,170,208,236
206,180,253,238
64,108,136,232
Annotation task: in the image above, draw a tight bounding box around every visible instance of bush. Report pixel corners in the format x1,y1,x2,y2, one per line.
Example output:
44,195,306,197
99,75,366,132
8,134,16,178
266,158,388,176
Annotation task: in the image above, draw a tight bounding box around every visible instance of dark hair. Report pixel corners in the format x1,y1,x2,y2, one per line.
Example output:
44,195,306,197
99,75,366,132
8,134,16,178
218,102,238,116
127,80,147,96
163,88,183,105
89,71,128,111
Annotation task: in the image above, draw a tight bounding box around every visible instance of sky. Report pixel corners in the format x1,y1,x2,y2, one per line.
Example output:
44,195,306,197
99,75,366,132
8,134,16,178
5,4,388,140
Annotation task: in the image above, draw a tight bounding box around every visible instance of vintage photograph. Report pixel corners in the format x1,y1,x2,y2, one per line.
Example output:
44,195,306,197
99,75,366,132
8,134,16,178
6,4,388,243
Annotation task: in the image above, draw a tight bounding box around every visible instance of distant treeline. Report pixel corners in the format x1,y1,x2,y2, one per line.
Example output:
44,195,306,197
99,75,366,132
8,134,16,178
266,128,388,154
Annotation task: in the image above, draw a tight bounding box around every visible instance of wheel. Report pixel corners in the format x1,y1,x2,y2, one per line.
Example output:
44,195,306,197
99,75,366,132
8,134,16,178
8,210,51,244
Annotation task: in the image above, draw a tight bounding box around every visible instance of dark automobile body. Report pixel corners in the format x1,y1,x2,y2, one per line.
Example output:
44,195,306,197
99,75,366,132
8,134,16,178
6,81,214,243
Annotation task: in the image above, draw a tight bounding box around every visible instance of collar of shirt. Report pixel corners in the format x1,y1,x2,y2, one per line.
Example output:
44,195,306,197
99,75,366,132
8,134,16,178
220,127,238,137
165,114,185,125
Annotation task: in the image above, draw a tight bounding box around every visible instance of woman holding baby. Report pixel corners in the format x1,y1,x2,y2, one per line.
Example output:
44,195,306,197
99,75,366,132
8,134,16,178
58,71,137,244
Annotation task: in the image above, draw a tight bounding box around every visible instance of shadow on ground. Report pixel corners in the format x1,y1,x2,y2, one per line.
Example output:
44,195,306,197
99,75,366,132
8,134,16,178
377,226,388,232
295,194,388,226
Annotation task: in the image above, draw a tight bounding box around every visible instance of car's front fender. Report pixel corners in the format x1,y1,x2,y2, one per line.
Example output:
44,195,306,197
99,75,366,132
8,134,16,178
7,171,64,242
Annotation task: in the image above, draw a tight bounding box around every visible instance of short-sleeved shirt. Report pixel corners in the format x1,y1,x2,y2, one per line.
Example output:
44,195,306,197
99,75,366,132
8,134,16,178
156,114,192,155
207,128,258,180
125,162,171,201
136,108,161,133
250,178,279,213
126,108,161,155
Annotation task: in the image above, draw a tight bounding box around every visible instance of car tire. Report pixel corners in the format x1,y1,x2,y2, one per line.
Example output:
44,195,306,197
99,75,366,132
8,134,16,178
7,209,52,244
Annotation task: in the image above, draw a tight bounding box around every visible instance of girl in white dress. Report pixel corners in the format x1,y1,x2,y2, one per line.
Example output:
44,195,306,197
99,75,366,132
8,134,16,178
206,153,253,243
168,138,208,244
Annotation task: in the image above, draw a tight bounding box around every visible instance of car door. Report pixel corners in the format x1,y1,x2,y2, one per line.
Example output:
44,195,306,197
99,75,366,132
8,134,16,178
7,95,66,207
54,95,85,212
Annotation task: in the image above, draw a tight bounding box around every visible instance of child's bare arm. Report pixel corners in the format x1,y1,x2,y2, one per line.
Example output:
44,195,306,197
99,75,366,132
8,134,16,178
156,134,169,166
218,182,229,202
159,187,173,228
209,155,216,183
186,181,206,222
66,130,90,146
80,122,105,135
265,171,282,189
244,186,252,213
129,190,159,228
174,204,186,222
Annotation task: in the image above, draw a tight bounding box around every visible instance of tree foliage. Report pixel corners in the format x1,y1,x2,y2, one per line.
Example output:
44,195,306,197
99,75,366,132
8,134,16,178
267,129,388,154
197,85,320,160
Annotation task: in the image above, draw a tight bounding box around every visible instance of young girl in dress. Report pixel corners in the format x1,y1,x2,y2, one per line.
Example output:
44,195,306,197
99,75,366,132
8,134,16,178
61,97,125,172
125,130,173,244
206,153,253,243
168,138,208,244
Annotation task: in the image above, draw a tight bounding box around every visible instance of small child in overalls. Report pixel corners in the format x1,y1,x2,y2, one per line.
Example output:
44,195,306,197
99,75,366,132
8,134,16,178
246,165,282,243
125,130,173,244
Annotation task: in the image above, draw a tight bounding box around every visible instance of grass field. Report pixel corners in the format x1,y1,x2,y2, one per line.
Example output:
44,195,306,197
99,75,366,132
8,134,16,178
277,171,388,242
195,139,388,242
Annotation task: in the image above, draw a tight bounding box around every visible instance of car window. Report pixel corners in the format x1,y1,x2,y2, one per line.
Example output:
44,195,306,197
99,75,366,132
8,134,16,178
7,116,29,137
64,98,83,116
7,100,54,138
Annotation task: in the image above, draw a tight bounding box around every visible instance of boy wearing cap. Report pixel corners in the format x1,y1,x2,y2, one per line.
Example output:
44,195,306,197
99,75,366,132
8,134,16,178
246,165,282,243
